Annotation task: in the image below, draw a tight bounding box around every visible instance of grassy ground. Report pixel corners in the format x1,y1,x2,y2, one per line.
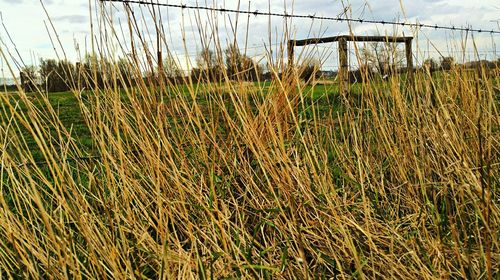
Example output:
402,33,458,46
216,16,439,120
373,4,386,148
1,70,497,278
0,4,498,277
1,82,346,162
1,90,92,161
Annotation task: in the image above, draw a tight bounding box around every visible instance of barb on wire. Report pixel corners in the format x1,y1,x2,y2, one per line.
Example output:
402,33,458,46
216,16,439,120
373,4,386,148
99,0,500,34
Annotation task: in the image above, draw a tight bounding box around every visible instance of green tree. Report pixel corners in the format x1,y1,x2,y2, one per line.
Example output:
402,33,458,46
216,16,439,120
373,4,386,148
299,58,320,83
39,58,57,92
39,59,75,92
20,65,38,92
192,47,222,82
360,42,405,76
79,54,113,88
196,47,216,70
224,45,262,81
423,58,438,73
440,56,455,70
116,57,135,87
163,55,181,78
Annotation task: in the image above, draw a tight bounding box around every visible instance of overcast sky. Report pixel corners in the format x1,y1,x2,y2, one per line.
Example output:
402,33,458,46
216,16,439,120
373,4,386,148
0,0,499,76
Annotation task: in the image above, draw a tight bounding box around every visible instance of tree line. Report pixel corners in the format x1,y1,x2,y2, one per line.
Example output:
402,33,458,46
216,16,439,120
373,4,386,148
18,43,497,93
189,45,265,83
358,42,499,78
18,44,270,93
20,54,139,93
18,43,324,93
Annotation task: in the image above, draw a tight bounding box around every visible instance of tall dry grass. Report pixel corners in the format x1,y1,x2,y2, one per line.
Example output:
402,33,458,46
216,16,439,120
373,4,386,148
0,1,498,279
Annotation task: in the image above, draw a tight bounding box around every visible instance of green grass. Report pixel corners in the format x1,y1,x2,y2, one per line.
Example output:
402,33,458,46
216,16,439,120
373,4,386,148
1,62,497,278
1,90,93,162
1,82,347,162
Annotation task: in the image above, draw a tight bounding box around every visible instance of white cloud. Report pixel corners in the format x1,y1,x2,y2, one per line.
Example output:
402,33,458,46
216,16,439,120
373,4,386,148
1,0,23,4
52,15,88,24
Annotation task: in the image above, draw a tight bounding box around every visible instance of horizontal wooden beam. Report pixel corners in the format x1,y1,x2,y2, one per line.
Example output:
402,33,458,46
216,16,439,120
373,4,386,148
289,35,413,46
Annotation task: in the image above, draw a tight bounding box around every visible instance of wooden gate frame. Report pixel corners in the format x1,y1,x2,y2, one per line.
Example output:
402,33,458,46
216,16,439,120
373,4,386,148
287,35,414,95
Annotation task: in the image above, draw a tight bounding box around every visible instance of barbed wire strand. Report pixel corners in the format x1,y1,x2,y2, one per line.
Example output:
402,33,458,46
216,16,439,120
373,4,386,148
99,0,500,34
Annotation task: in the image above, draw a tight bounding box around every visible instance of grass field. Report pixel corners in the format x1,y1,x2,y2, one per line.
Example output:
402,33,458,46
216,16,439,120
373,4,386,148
0,3,499,279
1,82,347,163
1,70,497,278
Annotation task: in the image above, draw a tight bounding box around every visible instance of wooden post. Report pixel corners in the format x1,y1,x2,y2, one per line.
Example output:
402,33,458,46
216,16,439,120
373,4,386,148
405,39,414,89
156,24,164,88
284,40,296,86
20,71,25,92
287,40,294,70
157,49,163,83
338,38,349,96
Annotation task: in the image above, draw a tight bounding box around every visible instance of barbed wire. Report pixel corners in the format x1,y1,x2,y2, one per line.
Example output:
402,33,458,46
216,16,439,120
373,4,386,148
423,50,498,54
314,45,498,53
99,0,500,34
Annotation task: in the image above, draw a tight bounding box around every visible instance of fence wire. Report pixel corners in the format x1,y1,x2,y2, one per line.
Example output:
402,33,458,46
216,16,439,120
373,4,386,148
100,0,500,34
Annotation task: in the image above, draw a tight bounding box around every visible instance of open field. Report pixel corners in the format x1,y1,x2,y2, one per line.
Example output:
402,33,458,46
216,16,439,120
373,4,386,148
1,82,344,162
1,69,498,278
0,1,499,279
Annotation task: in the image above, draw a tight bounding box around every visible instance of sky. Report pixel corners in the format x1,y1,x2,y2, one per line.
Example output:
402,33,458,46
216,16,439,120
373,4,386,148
0,0,499,80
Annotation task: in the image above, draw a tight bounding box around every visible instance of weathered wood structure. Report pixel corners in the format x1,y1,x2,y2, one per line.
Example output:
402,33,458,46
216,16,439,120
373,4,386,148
288,35,414,95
